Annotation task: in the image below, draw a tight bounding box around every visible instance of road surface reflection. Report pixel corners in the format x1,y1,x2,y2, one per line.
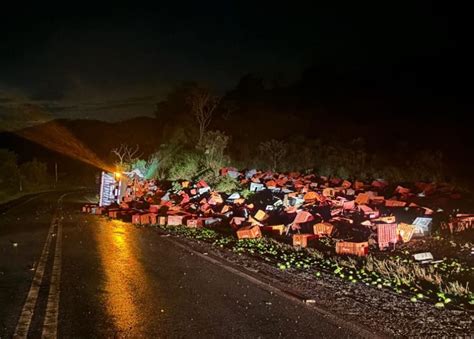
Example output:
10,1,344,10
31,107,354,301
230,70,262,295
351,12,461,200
96,220,154,336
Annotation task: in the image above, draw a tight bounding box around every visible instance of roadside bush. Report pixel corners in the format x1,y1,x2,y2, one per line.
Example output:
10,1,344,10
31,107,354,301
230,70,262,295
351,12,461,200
131,155,161,179
377,165,406,183
198,130,230,176
130,159,148,176
0,149,19,190
258,139,287,172
168,151,202,181
19,159,50,191
214,176,241,194
240,188,254,199
409,150,444,182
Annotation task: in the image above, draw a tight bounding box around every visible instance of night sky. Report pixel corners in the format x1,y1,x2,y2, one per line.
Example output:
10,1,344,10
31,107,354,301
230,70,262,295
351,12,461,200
0,2,471,122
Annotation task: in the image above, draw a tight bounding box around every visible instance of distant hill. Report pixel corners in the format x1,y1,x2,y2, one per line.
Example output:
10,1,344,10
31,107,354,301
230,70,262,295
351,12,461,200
1,112,473,189
0,117,162,182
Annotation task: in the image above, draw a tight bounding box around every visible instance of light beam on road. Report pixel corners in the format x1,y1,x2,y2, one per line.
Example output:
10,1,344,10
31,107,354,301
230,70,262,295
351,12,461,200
95,220,156,335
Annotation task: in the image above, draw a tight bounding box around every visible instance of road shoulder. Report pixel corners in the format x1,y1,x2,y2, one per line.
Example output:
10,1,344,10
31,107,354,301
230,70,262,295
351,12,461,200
148,226,472,337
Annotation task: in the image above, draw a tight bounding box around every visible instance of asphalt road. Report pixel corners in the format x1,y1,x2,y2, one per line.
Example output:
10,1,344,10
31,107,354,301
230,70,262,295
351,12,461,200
0,192,358,338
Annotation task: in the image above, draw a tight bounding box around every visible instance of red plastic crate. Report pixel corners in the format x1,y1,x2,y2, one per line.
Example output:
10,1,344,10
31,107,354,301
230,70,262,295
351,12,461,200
108,210,119,218
132,214,141,225
377,223,398,249
167,215,186,226
230,217,246,230
385,200,406,207
336,241,369,256
149,213,157,224
186,218,203,228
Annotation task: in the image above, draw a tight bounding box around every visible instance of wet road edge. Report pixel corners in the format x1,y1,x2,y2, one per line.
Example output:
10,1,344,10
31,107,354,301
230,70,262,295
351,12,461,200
161,235,385,339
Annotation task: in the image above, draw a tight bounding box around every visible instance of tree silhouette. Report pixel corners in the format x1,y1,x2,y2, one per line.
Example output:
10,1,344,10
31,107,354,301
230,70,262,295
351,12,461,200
187,87,220,145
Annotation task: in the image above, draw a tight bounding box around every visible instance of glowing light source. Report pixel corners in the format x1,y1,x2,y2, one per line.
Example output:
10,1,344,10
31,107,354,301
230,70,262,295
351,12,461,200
10,104,114,172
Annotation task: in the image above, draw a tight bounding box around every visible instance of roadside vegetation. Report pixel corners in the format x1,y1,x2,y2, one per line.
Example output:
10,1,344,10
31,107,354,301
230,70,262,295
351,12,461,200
0,148,51,203
109,86,453,191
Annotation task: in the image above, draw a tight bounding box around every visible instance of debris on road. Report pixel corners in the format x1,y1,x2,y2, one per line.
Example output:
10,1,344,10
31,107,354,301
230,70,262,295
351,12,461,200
87,169,473,253
81,168,474,310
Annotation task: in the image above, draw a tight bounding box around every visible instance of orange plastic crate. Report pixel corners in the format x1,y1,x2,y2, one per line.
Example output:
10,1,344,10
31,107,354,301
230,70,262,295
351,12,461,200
313,222,334,236
261,225,285,236
236,225,262,239
293,234,317,248
140,214,151,225
336,241,368,256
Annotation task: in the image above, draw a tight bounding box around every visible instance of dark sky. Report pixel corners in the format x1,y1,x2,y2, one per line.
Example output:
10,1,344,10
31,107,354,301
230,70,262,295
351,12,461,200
0,2,471,122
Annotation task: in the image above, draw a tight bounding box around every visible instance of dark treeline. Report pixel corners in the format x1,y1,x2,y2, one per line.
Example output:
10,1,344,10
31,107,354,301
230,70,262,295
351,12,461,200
0,149,51,200
152,70,471,190
1,66,472,191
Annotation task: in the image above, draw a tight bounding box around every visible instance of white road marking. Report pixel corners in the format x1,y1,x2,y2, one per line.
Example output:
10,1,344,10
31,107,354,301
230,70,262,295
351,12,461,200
85,196,98,204
41,193,70,339
41,205,63,339
13,193,69,339
13,215,57,338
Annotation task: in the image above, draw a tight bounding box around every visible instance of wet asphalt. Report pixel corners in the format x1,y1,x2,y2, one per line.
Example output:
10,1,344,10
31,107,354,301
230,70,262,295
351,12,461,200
0,192,357,338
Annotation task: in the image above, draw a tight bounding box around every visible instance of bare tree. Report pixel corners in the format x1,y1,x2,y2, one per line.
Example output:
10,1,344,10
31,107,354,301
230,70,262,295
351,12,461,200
199,130,230,176
221,100,238,121
111,144,141,171
258,139,288,172
187,87,220,145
